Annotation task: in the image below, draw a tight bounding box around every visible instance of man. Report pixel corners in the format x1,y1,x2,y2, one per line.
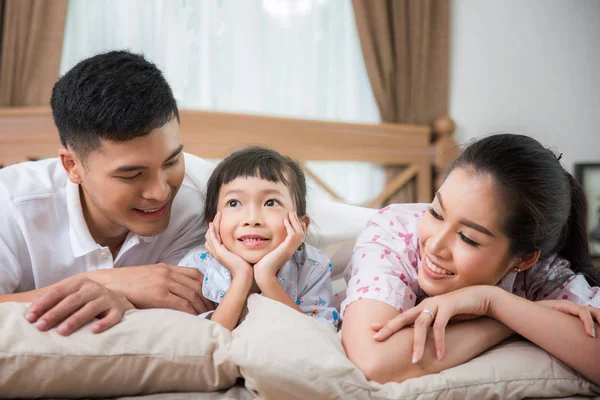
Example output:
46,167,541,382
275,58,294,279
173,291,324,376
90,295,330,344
0,50,213,335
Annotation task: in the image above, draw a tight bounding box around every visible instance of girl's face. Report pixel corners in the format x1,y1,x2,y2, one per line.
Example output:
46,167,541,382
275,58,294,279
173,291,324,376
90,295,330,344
216,176,296,264
417,167,521,296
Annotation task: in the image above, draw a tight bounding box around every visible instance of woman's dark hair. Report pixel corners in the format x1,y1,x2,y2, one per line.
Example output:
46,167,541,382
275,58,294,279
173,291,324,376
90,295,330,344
51,50,179,161
447,133,599,286
204,146,307,224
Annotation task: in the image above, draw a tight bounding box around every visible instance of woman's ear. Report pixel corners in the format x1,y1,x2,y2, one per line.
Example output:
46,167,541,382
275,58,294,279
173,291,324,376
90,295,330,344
513,250,541,273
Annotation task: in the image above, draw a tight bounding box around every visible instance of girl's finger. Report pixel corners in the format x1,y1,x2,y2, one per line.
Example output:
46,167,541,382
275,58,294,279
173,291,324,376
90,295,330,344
283,217,294,239
214,212,222,243
289,211,303,233
412,310,435,364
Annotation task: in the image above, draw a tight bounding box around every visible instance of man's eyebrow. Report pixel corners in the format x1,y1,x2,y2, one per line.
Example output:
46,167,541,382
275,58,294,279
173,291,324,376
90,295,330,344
113,145,184,173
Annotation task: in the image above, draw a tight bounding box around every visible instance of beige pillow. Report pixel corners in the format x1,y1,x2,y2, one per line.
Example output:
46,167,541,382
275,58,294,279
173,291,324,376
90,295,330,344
0,302,240,398
230,294,600,400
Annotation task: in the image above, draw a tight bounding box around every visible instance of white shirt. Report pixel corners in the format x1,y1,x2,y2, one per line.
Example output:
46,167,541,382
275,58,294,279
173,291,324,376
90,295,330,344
0,153,213,294
179,243,339,329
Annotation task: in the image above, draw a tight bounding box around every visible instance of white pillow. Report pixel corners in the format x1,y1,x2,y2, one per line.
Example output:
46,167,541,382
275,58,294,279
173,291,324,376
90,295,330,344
230,294,600,400
0,302,240,398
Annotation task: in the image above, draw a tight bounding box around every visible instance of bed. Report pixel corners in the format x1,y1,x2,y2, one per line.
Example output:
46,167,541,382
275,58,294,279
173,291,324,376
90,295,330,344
0,108,598,400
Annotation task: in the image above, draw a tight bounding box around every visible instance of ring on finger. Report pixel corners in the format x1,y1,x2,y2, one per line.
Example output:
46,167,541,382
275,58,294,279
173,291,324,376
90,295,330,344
422,309,435,320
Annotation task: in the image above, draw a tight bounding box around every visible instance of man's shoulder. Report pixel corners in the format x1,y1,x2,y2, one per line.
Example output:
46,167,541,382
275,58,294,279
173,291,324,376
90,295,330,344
181,152,214,193
0,158,66,203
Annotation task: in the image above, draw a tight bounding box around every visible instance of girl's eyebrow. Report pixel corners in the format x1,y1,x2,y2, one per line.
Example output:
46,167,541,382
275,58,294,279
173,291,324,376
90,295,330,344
436,192,495,237
221,188,285,197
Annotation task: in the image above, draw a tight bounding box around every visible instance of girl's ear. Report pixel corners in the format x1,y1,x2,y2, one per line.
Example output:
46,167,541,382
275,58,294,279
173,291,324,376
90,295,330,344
301,215,311,231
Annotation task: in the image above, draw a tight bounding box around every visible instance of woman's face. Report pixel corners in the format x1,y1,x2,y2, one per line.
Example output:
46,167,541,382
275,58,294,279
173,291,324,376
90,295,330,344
417,167,521,296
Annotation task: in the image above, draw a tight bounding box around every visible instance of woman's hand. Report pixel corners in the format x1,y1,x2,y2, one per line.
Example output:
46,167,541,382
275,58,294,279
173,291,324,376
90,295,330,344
537,299,599,338
254,211,306,288
371,285,499,363
205,212,253,280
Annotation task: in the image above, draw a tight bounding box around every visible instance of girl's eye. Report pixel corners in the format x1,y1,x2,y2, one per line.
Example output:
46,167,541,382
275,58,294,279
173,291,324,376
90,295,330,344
118,173,141,181
428,207,443,220
227,200,241,207
459,232,480,247
265,199,280,207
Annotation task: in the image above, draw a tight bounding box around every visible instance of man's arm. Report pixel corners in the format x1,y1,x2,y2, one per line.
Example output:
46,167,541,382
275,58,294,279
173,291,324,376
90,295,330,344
1,275,134,336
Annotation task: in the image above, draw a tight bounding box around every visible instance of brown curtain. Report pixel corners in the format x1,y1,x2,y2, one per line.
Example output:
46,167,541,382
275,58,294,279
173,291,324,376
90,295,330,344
353,0,450,203
0,0,68,106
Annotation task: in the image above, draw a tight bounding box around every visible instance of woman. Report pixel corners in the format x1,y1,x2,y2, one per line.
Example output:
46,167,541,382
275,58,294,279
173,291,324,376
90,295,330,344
341,134,600,385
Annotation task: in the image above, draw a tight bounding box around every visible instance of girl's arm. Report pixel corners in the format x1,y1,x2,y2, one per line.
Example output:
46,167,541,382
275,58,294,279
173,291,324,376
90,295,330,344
256,275,303,312
341,299,513,383
210,270,254,331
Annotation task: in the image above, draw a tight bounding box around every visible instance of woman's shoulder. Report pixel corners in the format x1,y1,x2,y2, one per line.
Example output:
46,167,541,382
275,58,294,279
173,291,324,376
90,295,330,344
360,203,428,241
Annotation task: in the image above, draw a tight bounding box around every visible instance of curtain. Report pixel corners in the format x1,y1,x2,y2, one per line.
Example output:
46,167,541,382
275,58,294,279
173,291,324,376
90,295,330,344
0,0,68,106
353,0,450,203
60,0,384,206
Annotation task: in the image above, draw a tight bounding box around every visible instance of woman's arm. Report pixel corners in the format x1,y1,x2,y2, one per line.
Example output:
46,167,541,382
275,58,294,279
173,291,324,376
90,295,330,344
488,287,600,384
342,299,514,383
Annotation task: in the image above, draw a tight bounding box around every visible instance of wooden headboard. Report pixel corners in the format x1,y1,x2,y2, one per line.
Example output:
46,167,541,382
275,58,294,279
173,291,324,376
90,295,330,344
0,107,459,206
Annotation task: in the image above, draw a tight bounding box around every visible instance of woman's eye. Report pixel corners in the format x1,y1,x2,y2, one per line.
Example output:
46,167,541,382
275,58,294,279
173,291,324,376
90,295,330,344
459,232,480,247
428,207,443,221
227,200,241,207
265,199,280,207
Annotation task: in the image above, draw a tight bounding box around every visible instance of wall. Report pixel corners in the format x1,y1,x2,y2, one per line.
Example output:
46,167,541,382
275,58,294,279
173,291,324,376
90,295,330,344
450,0,600,173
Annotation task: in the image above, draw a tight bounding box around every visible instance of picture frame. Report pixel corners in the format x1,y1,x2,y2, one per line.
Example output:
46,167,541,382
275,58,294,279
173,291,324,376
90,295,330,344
574,163,600,257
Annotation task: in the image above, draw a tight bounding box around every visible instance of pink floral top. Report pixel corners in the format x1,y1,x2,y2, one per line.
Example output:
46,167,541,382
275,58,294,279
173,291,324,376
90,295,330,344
340,203,600,318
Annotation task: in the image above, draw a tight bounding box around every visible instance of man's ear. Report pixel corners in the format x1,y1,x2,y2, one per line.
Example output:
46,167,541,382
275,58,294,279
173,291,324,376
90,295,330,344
513,250,541,273
59,147,83,184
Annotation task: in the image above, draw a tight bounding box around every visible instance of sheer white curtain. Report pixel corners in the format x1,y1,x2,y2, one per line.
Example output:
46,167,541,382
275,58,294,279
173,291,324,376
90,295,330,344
61,0,384,205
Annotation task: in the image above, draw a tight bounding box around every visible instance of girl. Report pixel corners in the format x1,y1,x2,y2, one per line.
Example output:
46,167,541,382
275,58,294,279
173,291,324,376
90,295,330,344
179,147,338,331
341,134,600,385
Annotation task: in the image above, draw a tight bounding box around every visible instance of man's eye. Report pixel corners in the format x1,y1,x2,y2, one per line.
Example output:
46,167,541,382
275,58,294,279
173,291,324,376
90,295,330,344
118,173,141,181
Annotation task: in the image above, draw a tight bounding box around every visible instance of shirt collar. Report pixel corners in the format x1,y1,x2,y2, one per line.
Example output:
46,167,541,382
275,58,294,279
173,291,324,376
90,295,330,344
66,181,155,258
66,180,102,258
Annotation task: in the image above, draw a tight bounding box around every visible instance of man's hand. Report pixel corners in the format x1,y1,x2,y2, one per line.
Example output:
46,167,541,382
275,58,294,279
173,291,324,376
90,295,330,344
87,265,214,315
25,275,133,336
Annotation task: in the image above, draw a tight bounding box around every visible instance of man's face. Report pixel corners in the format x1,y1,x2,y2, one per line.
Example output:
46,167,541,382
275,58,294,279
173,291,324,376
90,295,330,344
61,119,186,244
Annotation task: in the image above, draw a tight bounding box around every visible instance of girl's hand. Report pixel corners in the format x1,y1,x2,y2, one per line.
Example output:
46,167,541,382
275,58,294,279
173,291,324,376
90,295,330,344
254,212,306,287
537,299,599,338
371,286,498,363
205,212,253,280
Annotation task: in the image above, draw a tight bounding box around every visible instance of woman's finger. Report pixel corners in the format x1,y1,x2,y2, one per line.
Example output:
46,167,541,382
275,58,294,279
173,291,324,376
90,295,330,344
412,310,435,363
552,302,595,337
371,321,385,331
373,311,414,341
432,308,452,360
